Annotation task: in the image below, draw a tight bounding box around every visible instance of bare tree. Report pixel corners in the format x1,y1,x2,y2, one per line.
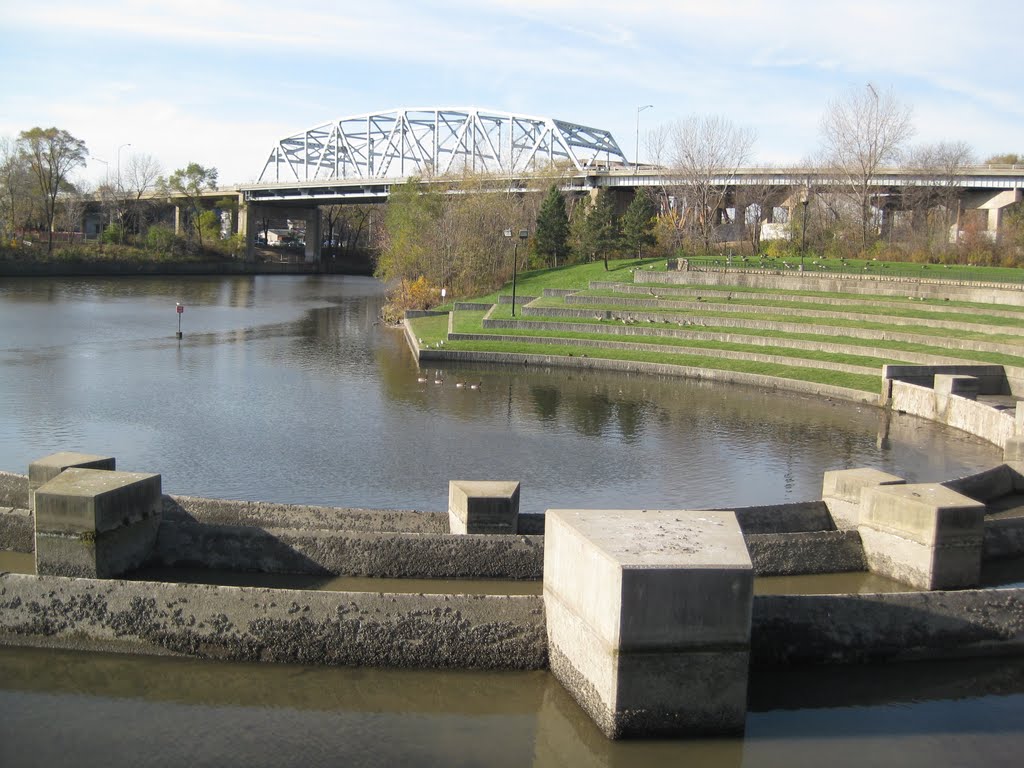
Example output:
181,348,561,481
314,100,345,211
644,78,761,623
122,152,162,241
902,141,974,252
667,115,756,252
820,85,914,250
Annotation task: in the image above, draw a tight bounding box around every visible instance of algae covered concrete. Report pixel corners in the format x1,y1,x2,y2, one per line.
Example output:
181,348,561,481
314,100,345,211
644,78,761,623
0,573,547,669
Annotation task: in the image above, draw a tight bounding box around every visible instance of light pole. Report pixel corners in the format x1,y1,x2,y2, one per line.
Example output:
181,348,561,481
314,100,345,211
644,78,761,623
800,185,810,271
635,105,653,175
504,227,529,317
116,143,131,241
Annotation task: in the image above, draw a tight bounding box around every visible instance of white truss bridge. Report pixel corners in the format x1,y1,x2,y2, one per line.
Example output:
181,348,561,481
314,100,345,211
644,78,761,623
259,107,628,183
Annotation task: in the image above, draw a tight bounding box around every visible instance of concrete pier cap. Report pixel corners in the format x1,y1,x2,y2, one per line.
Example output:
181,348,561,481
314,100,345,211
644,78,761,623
543,508,753,739
34,467,162,578
28,451,115,511
858,482,986,590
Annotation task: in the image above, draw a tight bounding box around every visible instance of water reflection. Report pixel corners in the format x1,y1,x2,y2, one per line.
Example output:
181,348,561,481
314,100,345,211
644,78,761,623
0,646,1021,768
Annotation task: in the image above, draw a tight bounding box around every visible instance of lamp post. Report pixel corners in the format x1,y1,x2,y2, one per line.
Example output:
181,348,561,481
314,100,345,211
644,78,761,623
800,186,810,272
635,105,653,175
116,143,131,242
504,227,529,317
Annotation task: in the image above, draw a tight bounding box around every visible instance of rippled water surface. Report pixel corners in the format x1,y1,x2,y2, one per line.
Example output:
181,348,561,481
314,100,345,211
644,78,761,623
0,275,1001,513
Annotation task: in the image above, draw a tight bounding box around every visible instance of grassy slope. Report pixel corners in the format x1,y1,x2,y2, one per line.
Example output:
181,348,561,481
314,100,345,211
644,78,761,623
412,258,1024,394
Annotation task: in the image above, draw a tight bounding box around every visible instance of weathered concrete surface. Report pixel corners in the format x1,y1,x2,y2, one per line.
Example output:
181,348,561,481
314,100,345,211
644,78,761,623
163,495,448,534
822,468,906,529
746,530,866,575
34,468,162,579
859,483,986,589
634,268,1024,307
448,480,521,535
889,380,1016,449
943,463,1023,503
731,501,835,534
152,519,544,580
544,509,752,738
0,573,547,669
0,471,28,509
0,508,33,553
752,587,1024,664
28,452,115,511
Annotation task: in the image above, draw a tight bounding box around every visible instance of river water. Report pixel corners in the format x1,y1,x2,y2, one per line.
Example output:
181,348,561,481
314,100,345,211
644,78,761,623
1,274,1020,765
0,274,1002,513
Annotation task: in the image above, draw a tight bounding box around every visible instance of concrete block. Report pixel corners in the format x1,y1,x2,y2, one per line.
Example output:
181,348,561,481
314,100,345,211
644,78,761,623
448,480,520,534
822,467,905,529
28,452,115,511
934,374,980,401
1005,438,1024,464
859,483,985,590
544,509,752,738
34,468,161,578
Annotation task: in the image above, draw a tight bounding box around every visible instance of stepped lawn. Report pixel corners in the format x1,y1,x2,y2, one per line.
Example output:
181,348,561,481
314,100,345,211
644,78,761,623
406,258,1024,395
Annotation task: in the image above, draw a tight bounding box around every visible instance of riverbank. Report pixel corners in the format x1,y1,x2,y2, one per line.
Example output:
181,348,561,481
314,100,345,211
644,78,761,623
405,259,1024,400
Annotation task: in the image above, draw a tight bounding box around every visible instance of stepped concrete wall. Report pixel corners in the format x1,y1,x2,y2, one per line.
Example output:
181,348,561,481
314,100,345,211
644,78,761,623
639,269,1024,307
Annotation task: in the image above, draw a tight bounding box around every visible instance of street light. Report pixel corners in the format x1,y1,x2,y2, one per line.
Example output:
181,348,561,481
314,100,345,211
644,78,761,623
634,105,653,175
800,185,810,272
116,143,131,241
504,227,529,317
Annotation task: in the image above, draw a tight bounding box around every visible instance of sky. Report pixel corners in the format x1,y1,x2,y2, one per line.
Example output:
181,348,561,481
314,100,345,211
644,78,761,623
1,0,1021,187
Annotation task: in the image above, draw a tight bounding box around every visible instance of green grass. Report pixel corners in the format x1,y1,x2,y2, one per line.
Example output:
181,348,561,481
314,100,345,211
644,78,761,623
408,257,1024,394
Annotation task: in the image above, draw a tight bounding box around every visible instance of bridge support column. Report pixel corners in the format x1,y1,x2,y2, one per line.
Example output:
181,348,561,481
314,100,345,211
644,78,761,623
241,197,256,262
304,209,321,263
174,205,182,236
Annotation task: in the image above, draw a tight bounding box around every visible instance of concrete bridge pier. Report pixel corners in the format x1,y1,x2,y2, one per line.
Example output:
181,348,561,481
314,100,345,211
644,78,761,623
544,508,753,738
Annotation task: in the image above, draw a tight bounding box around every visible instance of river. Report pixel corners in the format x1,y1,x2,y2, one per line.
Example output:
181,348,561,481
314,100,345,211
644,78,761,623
0,274,1019,766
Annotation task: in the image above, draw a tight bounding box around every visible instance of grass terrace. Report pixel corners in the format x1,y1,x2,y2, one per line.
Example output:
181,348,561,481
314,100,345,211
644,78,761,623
409,257,1024,398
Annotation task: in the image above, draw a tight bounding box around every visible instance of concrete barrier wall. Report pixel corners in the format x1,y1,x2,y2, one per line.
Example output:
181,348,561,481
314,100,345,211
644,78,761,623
889,380,1017,448
883,365,1009,395
164,495,449,534
0,508,32,553
415,348,878,405
588,281,1024,320
448,332,877,376
153,520,544,579
0,471,28,509
562,293,1013,336
751,587,1024,664
635,269,1024,307
514,304,1024,356
476,318,993,369
0,573,548,669
746,531,866,575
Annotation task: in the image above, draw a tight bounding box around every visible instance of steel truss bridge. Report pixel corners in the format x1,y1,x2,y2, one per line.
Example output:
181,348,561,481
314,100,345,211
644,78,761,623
259,107,627,183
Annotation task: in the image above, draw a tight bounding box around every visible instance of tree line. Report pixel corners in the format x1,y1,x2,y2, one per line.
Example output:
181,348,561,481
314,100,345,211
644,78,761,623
0,127,231,258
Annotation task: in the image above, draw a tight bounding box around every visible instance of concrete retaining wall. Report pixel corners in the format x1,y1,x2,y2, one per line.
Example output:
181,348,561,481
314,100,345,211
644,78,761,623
562,293,1014,336
152,519,544,579
475,318,997,370
0,471,28,509
448,332,877,376
588,280,1024,320
0,508,32,553
414,348,878,405
515,304,1024,357
883,365,1010,395
0,573,547,669
746,531,866,575
636,269,1024,307
889,380,1017,448
752,587,1024,663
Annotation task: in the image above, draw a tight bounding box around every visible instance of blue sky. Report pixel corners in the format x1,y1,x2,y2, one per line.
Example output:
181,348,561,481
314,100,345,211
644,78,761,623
2,0,1021,186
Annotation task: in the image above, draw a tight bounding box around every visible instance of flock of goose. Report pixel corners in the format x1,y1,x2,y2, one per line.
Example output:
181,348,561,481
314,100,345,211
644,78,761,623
416,372,481,389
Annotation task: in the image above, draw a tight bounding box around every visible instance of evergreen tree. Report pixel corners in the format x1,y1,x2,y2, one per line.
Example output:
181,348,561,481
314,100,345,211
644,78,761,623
587,190,619,270
534,184,569,268
621,188,658,258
